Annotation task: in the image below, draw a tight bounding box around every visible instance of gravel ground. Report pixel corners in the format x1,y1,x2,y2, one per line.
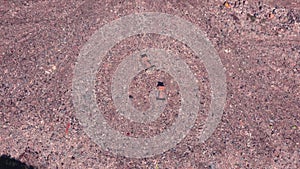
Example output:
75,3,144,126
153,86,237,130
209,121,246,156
1,0,299,168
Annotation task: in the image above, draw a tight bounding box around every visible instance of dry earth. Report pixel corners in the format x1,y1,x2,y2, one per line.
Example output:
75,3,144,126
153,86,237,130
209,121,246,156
1,0,299,168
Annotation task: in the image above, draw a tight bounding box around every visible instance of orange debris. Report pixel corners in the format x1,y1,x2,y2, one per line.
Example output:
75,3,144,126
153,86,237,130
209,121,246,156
224,1,231,8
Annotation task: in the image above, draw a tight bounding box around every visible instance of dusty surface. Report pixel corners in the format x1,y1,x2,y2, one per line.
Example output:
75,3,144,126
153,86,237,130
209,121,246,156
1,0,300,168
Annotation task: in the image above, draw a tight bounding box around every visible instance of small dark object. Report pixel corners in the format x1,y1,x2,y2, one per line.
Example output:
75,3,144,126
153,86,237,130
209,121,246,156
247,13,256,22
129,95,133,99
141,54,147,58
0,154,35,169
157,81,164,87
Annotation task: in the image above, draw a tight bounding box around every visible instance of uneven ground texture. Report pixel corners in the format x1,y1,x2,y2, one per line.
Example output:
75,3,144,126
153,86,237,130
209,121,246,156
1,0,300,168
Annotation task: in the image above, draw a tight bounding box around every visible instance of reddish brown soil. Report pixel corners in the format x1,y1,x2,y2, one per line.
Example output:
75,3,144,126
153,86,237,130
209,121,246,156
1,0,299,168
